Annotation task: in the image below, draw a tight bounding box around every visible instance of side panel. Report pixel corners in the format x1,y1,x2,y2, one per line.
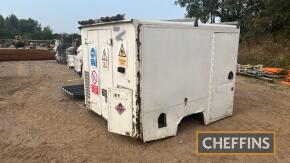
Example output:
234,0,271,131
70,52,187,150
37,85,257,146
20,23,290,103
141,27,212,113
207,32,239,122
141,26,213,141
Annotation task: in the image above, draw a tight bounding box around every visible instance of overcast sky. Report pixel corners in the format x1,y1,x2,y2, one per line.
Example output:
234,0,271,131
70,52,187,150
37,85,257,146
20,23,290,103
0,0,186,33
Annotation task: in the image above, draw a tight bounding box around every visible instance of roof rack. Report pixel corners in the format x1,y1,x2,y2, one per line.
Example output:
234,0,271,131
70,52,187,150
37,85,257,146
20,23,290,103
78,14,125,26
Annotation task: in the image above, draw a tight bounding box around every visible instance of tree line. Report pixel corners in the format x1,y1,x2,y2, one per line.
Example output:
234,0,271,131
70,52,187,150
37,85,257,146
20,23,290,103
0,14,57,40
0,14,81,41
175,0,290,40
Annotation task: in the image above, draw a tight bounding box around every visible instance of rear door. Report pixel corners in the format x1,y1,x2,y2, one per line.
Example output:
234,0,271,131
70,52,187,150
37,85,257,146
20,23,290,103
108,88,133,136
209,32,239,120
86,30,101,114
98,29,113,120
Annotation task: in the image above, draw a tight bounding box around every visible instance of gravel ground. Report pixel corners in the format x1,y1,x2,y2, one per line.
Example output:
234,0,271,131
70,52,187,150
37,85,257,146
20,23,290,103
0,61,289,163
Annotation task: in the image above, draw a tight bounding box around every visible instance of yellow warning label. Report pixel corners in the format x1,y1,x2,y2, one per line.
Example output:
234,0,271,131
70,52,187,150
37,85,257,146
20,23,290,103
118,43,127,67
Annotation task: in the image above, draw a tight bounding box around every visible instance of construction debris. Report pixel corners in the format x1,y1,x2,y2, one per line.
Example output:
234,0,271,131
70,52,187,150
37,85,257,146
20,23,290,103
54,40,71,64
237,64,290,85
54,38,80,65
14,36,25,49
65,46,77,68
281,70,290,86
237,64,273,82
74,46,83,75
262,67,287,79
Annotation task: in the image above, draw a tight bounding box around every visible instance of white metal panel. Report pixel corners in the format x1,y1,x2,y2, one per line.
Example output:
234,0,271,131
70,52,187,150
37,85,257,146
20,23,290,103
208,32,239,122
86,30,102,114
98,29,113,120
140,25,239,141
111,24,136,90
81,23,138,137
80,20,240,142
81,29,89,73
141,26,212,114
108,88,133,136
135,20,238,31
109,24,140,137
81,29,90,107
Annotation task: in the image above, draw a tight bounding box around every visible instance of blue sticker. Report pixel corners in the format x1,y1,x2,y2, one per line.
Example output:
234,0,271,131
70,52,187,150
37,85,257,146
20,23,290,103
90,48,97,67
90,48,95,58
90,60,96,66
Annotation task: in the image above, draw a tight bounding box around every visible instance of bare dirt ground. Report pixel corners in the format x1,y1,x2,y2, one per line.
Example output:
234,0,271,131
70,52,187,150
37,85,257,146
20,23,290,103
0,61,289,163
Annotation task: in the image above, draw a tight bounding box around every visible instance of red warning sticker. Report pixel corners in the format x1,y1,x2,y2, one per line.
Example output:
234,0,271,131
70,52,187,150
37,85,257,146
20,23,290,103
90,70,99,95
91,84,99,95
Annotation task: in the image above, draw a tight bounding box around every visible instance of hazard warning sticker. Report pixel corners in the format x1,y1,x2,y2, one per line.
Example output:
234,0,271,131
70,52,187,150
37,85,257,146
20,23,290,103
115,102,126,115
91,70,99,95
118,43,127,68
91,70,98,84
102,48,109,70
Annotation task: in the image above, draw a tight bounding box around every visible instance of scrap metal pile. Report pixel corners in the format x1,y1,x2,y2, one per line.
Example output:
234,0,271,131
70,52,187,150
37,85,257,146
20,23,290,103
54,40,84,100
74,46,83,75
53,40,82,74
65,46,77,68
53,40,71,64
237,64,290,86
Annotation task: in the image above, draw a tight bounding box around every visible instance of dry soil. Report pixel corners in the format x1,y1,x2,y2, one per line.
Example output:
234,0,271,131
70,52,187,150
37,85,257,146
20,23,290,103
0,61,289,163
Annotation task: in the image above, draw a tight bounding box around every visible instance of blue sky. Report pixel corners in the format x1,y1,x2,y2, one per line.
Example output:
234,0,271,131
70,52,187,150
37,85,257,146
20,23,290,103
0,0,186,33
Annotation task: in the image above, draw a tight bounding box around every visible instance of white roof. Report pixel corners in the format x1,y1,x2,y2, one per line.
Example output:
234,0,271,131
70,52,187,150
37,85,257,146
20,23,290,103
136,19,237,29
79,19,238,30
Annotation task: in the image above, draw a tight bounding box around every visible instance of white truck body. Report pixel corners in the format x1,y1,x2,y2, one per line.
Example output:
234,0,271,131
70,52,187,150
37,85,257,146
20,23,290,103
80,19,240,142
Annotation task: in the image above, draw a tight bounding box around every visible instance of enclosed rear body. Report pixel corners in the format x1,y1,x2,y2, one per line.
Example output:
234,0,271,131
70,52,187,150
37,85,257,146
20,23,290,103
80,19,240,142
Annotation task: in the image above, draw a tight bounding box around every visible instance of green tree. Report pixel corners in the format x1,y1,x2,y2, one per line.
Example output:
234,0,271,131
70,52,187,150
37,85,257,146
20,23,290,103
43,26,52,34
219,0,246,22
0,15,8,39
202,0,219,23
42,26,53,39
175,0,220,23
18,18,41,34
175,0,205,22
0,15,6,31
5,14,19,31
0,15,5,29
1,14,82,41
176,0,290,37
